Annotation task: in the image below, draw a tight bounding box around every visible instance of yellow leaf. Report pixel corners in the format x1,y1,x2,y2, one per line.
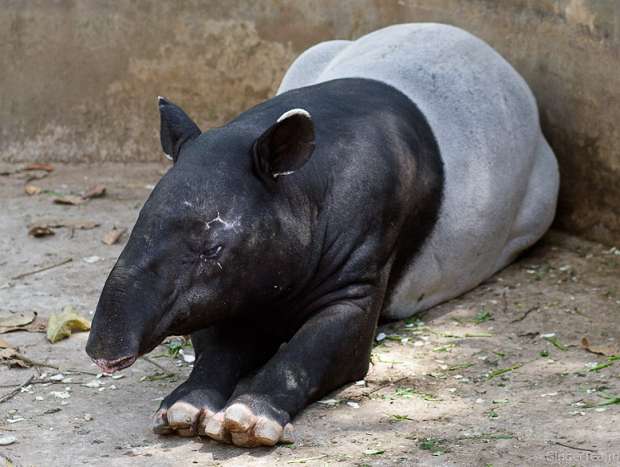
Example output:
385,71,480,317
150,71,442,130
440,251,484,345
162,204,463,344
46,306,91,343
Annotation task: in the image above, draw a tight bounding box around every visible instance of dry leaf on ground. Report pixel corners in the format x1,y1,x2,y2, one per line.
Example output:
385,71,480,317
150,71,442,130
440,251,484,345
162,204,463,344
0,311,35,329
47,306,91,343
53,195,86,206
28,220,100,236
82,184,106,199
0,348,30,368
102,227,126,245
28,225,55,237
580,337,620,357
24,185,42,196
24,163,54,172
0,311,47,334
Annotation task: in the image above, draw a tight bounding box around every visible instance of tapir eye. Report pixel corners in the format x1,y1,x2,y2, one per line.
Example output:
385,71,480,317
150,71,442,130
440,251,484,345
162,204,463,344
202,245,223,259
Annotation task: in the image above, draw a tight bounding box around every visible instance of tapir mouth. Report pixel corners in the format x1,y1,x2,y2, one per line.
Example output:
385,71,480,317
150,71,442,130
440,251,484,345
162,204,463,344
92,355,137,373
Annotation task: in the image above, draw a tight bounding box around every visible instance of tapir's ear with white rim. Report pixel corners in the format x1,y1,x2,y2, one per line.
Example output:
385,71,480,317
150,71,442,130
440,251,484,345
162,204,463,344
252,108,315,182
158,97,201,162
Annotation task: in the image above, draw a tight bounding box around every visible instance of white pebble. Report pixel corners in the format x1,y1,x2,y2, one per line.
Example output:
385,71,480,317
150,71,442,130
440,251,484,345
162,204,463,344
0,435,16,446
83,256,103,264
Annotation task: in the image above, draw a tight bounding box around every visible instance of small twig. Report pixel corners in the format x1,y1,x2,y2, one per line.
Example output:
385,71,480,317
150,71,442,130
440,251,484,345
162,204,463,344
13,352,59,370
287,454,328,464
0,380,88,388
554,441,597,453
364,376,408,397
10,258,72,281
0,375,34,403
63,367,99,376
511,306,539,323
141,355,176,376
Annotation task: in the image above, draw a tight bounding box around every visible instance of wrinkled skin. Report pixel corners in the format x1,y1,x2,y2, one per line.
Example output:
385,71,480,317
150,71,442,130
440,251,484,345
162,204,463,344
86,79,444,446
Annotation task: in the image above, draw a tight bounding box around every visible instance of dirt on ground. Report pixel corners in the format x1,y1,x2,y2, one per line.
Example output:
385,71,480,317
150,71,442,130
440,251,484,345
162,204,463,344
0,163,618,467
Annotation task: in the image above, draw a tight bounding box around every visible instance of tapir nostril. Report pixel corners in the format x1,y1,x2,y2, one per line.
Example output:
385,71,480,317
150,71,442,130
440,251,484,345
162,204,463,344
92,355,137,374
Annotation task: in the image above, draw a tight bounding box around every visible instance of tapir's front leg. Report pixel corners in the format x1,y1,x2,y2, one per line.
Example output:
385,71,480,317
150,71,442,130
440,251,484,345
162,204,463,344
204,296,381,447
153,323,278,437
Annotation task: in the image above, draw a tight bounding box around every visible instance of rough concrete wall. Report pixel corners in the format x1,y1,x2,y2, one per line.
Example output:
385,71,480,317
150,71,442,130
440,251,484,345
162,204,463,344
1,0,618,244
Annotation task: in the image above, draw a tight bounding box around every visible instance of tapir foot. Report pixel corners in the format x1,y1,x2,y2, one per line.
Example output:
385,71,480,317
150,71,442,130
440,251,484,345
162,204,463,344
202,395,295,447
153,383,223,437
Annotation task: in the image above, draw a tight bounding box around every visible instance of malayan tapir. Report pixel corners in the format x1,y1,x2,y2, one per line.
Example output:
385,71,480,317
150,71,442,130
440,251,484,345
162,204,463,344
86,23,559,447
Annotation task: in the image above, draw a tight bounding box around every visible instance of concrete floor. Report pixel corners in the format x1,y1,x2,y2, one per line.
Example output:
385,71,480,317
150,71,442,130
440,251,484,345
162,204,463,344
0,163,618,466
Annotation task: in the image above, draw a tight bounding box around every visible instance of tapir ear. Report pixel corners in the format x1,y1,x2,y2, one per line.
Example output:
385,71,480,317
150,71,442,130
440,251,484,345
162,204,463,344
253,108,315,182
158,97,201,162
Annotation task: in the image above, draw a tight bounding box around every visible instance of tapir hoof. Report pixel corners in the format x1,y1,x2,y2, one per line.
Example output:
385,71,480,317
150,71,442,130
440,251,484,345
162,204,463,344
201,401,295,447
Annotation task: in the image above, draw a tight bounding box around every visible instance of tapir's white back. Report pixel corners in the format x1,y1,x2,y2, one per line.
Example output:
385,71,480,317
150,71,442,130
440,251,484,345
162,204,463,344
278,23,559,318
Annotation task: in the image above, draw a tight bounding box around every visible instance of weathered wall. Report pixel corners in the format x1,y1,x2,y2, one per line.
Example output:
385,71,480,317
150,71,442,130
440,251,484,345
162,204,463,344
1,0,619,244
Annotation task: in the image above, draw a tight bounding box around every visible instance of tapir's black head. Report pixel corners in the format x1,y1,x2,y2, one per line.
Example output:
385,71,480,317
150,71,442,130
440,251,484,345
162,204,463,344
86,97,316,372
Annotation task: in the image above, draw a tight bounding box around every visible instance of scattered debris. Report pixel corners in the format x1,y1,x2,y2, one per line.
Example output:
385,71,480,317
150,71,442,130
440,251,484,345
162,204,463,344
0,376,34,403
0,436,16,446
541,333,567,351
46,306,91,343
179,349,195,364
10,258,73,281
28,224,55,237
553,441,597,453
317,399,340,407
82,256,103,264
164,336,192,358
24,184,42,196
580,337,619,357
51,184,106,206
0,311,46,334
82,184,106,200
363,449,384,455
287,455,328,464
102,227,126,245
28,220,100,238
587,355,619,372
418,437,445,456
53,195,87,206
510,306,539,323
486,363,523,380
0,347,27,368
24,163,54,173
0,312,35,330
140,355,176,380
473,310,492,323
84,380,102,389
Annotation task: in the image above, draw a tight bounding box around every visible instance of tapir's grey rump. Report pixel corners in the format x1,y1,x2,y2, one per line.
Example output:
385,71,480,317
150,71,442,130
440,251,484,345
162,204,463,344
278,23,559,318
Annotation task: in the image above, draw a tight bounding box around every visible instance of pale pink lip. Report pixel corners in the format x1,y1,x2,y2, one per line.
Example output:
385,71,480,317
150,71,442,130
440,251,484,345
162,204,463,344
93,355,137,373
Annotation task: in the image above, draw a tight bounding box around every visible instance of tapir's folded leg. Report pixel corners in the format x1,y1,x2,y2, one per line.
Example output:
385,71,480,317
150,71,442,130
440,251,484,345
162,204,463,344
204,297,380,447
153,323,279,438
